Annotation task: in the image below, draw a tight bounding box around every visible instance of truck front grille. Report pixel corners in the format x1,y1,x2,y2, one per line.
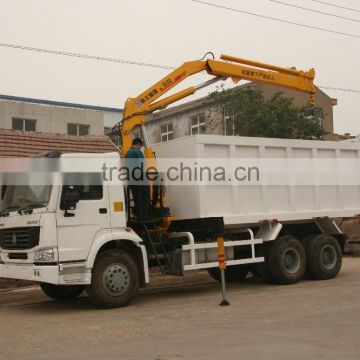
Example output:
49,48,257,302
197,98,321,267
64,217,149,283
0,227,40,250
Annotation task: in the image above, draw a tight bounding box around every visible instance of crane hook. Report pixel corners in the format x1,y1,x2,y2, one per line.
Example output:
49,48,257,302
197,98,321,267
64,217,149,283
200,51,215,60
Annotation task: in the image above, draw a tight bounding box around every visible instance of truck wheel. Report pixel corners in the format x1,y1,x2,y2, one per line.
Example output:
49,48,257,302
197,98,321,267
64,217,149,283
301,234,317,278
268,236,306,285
40,283,84,301
256,242,273,283
305,234,342,280
86,250,140,308
208,266,248,282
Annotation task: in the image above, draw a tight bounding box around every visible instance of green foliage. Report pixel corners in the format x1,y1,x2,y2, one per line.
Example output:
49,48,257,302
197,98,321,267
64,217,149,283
209,86,325,139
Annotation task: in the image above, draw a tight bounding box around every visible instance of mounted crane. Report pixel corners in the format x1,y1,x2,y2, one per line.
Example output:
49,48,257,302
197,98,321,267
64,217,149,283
118,53,316,158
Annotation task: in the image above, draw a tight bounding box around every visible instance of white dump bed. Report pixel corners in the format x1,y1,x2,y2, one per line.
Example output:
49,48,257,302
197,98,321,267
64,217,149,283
152,135,360,226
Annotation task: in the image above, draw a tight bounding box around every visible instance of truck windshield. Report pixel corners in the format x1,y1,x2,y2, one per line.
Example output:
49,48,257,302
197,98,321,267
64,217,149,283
0,185,51,213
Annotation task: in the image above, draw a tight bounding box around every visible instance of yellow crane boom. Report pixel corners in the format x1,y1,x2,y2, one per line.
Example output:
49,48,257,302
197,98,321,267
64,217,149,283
119,53,316,157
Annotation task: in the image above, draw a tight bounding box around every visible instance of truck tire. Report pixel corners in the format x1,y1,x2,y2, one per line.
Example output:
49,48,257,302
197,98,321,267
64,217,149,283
40,283,84,301
301,234,317,278
256,242,273,283
268,236,306,285
208,266,248,282
86,250,140,308
305,234,342,280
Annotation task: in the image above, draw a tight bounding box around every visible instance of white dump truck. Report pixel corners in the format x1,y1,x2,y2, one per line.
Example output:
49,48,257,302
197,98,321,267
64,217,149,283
0,134,359,308
0,54,354,308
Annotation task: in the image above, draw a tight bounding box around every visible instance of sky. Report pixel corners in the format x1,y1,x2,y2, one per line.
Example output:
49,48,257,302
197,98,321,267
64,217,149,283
0,0,359,134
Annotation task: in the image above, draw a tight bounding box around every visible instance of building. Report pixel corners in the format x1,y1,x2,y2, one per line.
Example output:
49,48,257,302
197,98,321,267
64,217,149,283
0,94,123,138
0,83,337,149
142,83,337,145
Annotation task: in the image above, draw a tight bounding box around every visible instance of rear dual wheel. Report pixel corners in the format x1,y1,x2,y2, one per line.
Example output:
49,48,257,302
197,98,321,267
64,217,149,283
257,236,306,285
304,234,342,280
268,236,306,285
257,234,342,284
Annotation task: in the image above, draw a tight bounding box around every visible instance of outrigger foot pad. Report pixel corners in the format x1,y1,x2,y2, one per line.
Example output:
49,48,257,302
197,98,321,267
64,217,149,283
219,300,231,306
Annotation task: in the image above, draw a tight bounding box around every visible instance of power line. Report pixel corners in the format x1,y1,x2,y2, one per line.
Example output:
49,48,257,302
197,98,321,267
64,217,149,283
319,86,360,94
0,41,359,94
310,0,360,13
268,0,360,23
0,42,175,70
191,0,360,39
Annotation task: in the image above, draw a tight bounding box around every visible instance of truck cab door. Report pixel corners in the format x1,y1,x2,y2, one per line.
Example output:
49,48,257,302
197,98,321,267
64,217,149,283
56,185,110,262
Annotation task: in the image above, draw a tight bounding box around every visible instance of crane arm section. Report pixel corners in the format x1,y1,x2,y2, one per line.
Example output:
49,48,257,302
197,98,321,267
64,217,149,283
120,54,316,156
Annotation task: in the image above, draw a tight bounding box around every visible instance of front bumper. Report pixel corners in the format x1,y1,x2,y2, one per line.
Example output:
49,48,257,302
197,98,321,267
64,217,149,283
0,263,60,284
0,262,91,285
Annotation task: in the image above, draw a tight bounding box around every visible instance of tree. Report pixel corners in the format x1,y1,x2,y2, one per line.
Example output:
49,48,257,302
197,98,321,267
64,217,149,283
209,86,325,140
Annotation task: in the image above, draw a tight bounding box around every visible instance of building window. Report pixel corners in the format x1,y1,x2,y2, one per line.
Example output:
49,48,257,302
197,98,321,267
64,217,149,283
160,123,174,142
68,123,90,136
12,118,36,132
190,113,206,135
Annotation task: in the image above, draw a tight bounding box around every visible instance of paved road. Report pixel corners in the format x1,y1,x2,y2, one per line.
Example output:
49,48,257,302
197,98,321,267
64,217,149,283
0,257,359,360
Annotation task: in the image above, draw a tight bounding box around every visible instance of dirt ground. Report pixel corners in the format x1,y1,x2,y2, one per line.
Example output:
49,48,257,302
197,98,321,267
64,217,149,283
0,257,359,360
0,279,34,290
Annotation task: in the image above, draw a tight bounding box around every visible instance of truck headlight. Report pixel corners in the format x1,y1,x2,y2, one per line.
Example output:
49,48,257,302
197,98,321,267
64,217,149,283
35,248,56,262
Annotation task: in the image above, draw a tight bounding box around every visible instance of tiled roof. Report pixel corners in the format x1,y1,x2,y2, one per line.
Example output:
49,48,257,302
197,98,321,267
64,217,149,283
0,129,118,157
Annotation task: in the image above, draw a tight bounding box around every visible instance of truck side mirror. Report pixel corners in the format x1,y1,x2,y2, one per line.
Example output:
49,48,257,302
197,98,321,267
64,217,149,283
61,191,81,217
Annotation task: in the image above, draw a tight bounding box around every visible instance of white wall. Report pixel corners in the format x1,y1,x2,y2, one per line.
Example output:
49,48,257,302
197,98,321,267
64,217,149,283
103,110,123,128
0,99,104,135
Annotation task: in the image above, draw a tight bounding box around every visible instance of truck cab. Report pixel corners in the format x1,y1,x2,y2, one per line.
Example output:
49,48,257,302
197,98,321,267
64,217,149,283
0,151,150,306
